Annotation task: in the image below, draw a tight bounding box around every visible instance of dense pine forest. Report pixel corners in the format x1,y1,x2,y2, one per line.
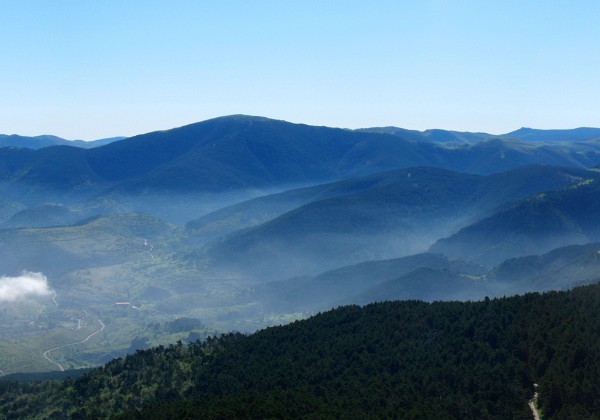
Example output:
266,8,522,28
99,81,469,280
0,282,598,418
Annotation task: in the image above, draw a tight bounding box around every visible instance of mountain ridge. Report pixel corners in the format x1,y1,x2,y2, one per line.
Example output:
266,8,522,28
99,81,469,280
3,116,600,198
430,177,600,265
0,134,125,149
200,165,597,279
504,127,600,142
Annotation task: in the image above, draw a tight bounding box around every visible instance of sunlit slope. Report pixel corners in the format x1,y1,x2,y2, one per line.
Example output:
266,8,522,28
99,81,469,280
0,213,176,278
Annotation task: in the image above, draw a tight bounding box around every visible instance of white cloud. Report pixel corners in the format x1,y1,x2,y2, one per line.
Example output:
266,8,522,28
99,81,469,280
0,272,54,302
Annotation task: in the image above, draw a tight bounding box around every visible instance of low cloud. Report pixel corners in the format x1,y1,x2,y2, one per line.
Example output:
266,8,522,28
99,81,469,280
0,272,54,302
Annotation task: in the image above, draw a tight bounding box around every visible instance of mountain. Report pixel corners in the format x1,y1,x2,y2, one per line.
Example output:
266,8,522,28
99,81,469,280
2,116,600,210
0,213,175,278
0,197,26,225
2,283,599,418
491,241,600,292
430,178,600,265
0,145,108,203
188,163,596,242
345,267,489,305
0,134,73,149
1,203,82,228
82,115,447,222
85,115,437,193
359,127,502,143
201,165,599,280
361,126,600,144
255,240,600,314
421,128,497,143
81,137,127,148
0,115,438,222
92,118,600,194
504,127,600,142
185,186,365,244
0,134,125,149
355,126,426,140
252,253,485,312
0,116,598,229
185,163,454,242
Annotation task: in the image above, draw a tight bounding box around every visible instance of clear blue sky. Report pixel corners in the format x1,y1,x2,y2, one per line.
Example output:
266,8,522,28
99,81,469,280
1,0,599,139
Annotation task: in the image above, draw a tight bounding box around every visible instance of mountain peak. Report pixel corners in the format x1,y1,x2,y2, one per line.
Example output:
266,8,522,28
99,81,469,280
205,114,285,124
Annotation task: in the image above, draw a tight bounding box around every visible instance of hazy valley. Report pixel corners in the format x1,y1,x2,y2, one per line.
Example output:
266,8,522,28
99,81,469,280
1,116,600,417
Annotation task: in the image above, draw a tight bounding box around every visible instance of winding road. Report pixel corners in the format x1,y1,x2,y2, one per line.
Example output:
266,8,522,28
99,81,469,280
42,318,105,371
142,224,178,261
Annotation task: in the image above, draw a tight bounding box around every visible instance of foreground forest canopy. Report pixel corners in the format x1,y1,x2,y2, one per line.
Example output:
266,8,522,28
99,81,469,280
1,282,599,419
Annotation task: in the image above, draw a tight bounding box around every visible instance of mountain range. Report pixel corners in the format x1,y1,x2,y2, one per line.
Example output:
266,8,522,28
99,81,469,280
1,116,600,204
2,115,600,377
198,165,600,279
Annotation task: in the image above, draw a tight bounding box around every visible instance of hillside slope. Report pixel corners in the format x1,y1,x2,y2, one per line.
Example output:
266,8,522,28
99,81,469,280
202,166,599,279
1,283,599,418
431,178,600,265
491,241,600,292
0,213,174,278
252,253,485,312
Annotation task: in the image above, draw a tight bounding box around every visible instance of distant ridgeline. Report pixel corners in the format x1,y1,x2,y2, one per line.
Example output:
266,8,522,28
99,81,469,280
0,134,125,149
1,116,600,227
1,282,598,419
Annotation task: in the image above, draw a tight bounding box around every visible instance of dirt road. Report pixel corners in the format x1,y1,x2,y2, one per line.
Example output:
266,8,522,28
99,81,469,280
42,318,105,371
529,384,541,420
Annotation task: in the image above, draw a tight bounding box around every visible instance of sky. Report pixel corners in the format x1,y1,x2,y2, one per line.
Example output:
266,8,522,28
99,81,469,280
1,0,599,139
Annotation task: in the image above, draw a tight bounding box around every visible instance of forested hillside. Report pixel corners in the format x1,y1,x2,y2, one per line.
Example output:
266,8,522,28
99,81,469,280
1,283,598,419
201,165,597,279
432,178,600,265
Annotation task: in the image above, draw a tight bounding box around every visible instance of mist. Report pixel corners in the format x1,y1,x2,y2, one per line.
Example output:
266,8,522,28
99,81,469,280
2,122,600,376
0,271,54,302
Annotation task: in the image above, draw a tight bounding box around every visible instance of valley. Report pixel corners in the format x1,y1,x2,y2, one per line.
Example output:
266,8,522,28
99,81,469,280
2,117,600,378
